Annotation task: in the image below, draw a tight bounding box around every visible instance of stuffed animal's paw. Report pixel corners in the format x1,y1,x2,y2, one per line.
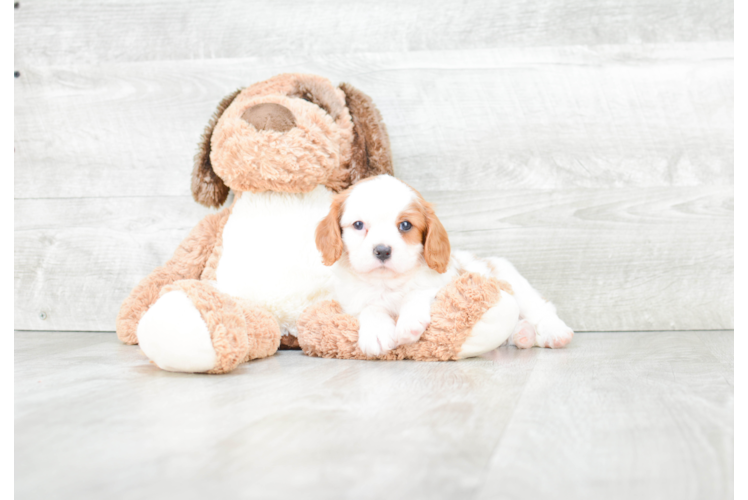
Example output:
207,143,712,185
138,289,218,373
137,279,280,373
535,316,574,348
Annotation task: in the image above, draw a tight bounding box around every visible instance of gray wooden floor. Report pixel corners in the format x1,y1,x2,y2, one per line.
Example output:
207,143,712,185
15,331,733,500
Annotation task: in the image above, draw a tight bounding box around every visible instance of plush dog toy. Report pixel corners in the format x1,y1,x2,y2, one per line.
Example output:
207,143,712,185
116,73,522,373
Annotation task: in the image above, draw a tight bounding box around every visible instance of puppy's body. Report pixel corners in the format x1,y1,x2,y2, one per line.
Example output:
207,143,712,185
316,175,574,356
331,252,457,355
331,258,455,317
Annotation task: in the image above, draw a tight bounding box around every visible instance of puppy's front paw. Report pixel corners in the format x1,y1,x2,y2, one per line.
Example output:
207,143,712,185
358,320,397,357
535,316,574,349
394,313,430,347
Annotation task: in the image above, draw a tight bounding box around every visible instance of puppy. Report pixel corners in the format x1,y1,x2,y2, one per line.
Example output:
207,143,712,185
315,175,574,356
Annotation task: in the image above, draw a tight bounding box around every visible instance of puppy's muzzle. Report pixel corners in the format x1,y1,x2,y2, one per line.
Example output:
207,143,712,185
241,103,296,132
373,245,392,262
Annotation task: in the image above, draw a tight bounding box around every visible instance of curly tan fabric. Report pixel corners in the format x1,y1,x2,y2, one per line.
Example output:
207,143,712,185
116,208,231,345
235,297,282,363
297,272,511,361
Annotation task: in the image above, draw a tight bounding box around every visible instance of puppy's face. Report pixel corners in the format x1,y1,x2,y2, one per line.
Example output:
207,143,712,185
316,175,450,276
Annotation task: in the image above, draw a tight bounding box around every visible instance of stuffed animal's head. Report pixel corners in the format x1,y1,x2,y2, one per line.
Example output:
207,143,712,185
191,73,394,207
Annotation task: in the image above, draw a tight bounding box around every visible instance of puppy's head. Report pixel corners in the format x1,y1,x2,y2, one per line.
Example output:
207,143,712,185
315,175,450,275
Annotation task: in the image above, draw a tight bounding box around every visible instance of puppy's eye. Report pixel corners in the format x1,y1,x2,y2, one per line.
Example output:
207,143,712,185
353,221,364,230
399,221,412,232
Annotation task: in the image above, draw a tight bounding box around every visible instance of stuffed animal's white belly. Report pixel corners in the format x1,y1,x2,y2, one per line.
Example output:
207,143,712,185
214,186,334,334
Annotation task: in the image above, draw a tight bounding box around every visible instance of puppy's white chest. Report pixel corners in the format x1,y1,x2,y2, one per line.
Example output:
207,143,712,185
332,267,444,317
214,186,334,329
354,284,410,315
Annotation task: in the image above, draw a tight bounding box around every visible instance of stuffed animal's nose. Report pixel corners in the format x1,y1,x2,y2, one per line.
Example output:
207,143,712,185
373,245,392,262
241,103,296,132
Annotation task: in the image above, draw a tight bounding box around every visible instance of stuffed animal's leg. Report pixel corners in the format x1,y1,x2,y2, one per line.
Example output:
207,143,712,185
485,257,574,349
456,283,519,359
136,279,280,373
296,272,515,361
116,208,231,345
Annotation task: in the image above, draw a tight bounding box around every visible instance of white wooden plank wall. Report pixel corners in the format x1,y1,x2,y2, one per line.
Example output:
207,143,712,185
14,1,733,332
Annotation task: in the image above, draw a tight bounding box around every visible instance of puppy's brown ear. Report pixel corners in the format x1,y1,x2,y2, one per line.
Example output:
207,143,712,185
423,202,451,273
339,83,394,185
191,89,241,208
315,192,348,266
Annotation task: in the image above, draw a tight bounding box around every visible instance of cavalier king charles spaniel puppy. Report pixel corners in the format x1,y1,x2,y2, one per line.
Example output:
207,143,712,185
315,174,574,356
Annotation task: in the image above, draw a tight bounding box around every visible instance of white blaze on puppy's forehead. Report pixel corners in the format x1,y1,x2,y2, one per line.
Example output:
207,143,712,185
340,175,416,225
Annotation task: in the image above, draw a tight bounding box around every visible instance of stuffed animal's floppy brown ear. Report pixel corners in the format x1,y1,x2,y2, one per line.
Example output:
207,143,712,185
339,83,394,185
290,76,346,121
191,89,242,208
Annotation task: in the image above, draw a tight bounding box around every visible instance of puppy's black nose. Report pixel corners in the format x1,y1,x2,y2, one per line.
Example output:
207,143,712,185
373,245,392,262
